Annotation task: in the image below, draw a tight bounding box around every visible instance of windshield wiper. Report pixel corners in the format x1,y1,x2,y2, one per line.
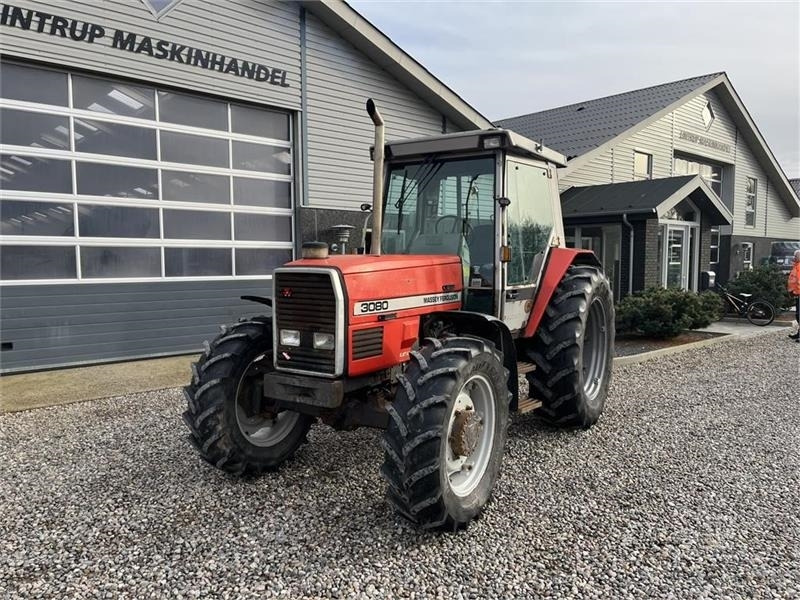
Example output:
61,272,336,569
395,170,408,233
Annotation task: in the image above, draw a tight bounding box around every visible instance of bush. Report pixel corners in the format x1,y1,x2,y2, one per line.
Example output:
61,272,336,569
616,287,722,339
726,264,791,311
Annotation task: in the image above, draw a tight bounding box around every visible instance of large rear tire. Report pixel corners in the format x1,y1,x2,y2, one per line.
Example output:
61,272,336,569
525,265,614,428
182,316,312,475
381,336,510,529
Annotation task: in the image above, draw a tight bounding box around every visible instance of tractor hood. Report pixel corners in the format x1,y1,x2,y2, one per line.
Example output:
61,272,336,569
284,253,462,276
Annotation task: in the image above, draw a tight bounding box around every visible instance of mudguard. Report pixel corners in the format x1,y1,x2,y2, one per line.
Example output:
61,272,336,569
425,310,519,407
523,247,601,339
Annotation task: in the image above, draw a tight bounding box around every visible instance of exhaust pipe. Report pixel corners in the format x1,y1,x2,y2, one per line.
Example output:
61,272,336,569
366,98,384,255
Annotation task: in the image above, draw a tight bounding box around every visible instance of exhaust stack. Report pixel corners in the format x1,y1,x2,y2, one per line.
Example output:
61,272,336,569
366,99,384,255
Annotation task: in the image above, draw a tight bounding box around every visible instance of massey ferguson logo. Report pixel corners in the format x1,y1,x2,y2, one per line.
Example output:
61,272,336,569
354,292,462,316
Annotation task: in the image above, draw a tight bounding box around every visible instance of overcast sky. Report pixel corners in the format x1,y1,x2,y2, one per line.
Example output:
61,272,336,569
351,1,800,178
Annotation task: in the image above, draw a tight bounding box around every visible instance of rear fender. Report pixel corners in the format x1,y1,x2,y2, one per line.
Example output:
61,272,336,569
423,311,519,407
523,247,601,339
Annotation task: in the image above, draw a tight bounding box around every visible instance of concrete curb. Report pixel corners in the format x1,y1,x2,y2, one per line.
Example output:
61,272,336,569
613,326,782,366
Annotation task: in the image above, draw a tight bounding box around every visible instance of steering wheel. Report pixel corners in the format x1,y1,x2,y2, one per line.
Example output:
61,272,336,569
434,215,460,233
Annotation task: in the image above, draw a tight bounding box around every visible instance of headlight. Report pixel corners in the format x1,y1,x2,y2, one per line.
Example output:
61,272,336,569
280,329,300,347
313,332,335,350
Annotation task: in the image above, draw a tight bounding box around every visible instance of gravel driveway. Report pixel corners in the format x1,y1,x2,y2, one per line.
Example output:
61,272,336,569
2,332,799,599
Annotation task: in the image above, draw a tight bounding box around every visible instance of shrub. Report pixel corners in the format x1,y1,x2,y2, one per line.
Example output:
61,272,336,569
726,264,791,311
693,291,725,328
616,287,722,339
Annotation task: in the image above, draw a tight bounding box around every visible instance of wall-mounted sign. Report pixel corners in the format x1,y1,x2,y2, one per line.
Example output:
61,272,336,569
678,130,731,154
0,3,291,87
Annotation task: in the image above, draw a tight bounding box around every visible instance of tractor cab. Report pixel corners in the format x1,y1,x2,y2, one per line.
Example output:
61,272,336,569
376,129,568,332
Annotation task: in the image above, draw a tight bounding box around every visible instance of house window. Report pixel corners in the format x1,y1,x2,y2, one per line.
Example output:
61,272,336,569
741,242,753,271
745,177,757,227
709,227,719,264
634,151,652,180
673,156,722,198
701,102,715,129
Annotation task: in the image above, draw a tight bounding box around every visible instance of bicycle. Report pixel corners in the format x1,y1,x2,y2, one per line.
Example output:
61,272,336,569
714,284,776,326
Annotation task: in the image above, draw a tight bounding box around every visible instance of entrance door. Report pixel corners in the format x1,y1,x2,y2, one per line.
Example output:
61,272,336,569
665,225,690,289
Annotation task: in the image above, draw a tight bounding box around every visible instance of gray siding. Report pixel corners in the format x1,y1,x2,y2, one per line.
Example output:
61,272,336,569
0,280,271,373
561,89,799,241
0,0,302,110
304,12,449,210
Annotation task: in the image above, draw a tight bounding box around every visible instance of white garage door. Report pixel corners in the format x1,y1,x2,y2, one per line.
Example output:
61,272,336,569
0,60,294,283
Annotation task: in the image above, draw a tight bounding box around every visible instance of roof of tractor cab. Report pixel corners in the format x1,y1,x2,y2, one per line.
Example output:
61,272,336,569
380,129,567,167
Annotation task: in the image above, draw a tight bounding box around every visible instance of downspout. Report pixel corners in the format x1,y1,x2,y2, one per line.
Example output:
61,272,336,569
622,213,634,295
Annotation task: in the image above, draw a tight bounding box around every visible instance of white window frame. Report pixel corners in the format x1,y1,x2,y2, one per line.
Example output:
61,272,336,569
0,64,295,285
745,177,757,228
633,150,652,181
741,242,753,271
709,226,720,265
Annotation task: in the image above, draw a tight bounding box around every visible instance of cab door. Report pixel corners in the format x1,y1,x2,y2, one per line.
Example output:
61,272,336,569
501,157,563,333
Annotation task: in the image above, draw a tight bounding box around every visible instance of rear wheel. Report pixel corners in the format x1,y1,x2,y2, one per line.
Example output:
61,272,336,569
746,300,775,326
380,336,510,529
182,317,312,475
525,265,614,428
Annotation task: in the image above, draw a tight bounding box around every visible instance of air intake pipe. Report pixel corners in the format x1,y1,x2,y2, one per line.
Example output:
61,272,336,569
366,99,384,255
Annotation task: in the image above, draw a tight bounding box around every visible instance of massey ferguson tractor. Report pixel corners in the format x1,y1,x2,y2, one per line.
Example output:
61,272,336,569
183,100,614,530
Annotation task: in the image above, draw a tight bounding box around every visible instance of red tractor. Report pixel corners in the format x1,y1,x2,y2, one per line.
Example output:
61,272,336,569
183,101,614,529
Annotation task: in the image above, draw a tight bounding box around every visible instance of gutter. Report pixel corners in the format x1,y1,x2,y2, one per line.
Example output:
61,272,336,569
622,213,634,296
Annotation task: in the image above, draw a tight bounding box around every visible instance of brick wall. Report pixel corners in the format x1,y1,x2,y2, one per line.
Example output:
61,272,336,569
643,218,661,289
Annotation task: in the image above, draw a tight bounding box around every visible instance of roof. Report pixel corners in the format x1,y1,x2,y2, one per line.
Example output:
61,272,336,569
560,175,733,225
496,73,800,218
382,129,566,166
302,1,492,131
791,179,800,196
495,73,723,159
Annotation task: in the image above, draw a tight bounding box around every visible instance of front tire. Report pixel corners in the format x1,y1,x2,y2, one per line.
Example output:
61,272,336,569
381,336,510,529
525,265,614,428
182,317,312,475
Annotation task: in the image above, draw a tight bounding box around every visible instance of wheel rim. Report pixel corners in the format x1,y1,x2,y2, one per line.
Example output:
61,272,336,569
445,373,496,498
747,302,773,326
582,298,609,404
235,352,300,448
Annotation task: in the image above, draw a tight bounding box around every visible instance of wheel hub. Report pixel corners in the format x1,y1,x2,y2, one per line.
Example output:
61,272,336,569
449,409,483,457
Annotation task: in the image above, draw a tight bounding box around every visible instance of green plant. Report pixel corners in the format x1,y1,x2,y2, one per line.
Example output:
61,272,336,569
726,264,791,311
693,290,725,328
616,287,721,339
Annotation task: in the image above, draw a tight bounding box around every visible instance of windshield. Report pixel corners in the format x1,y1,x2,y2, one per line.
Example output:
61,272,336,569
381,156,495,260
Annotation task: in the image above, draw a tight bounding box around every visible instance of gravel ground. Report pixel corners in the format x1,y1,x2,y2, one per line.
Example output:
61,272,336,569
2,332,799,599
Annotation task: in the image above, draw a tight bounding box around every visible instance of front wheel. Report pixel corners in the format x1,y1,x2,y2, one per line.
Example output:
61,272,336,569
746,301,775,326
381,336,510,529
182,317,312,475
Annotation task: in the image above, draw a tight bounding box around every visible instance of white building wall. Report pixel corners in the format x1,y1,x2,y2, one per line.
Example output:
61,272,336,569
0,0,303,110
304,12,446,210
561,88,799,240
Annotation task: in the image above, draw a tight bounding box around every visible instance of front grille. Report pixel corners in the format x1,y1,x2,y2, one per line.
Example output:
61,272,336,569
274,270,338,375
352,327,384,360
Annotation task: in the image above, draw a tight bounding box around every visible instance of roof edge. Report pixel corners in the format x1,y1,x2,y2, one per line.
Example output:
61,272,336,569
302,0,493,131
495,72,725,124
657,176,733,224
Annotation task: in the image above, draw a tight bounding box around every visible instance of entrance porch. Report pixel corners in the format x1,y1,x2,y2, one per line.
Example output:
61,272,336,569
561,175,733,299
